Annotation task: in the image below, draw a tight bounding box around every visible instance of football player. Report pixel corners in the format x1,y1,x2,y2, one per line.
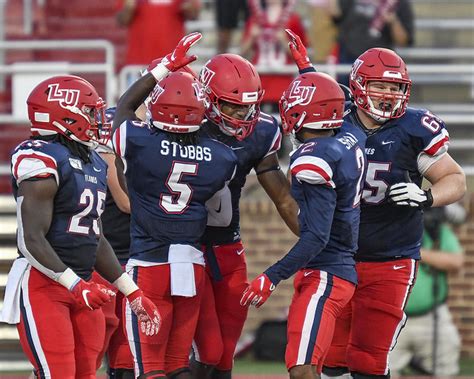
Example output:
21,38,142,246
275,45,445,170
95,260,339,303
191,54,300,379
94,106,135,378
286,29,466,379
111,33,238,379
241,71,367,379
3,75,160,377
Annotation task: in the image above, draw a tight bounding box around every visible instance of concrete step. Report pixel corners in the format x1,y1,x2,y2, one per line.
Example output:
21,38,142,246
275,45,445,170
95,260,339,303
410,83,474,103
0,247,18,273
413,0,474,19
0,196,15,214
0,217,16,237
415,28,474,48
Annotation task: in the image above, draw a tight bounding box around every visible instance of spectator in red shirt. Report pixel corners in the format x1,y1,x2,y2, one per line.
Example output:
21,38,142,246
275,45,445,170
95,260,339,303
241,0,308,107
117,0,201,66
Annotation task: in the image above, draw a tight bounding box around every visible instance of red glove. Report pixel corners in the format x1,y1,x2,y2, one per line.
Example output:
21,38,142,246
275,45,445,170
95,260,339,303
285,28,312,70
161,32,202,72
127,289,161,336
240,273,276,308
71,279,115,310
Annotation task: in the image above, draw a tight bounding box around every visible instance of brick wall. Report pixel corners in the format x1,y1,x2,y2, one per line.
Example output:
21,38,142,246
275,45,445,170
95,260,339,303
239,197,474,358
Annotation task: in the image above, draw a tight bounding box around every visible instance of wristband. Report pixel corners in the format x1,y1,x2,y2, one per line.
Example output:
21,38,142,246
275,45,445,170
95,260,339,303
57,268,81,291
150,62,170,82
423,188,434,208
113,272,139,297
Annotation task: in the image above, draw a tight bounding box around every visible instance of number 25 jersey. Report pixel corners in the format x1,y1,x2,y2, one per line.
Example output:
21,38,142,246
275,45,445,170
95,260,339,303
11,139,108,279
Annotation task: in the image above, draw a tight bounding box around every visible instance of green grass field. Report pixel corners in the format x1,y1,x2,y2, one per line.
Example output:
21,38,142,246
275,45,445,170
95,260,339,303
0,357,472,378
232,357,474,376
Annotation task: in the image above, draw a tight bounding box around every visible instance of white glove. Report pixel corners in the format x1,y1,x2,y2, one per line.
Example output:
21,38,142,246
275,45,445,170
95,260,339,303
388,182,433,208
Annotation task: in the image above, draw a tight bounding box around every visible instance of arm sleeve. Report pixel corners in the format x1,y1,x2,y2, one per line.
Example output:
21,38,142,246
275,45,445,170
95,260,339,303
261,115,283,158
11,147,59,186
416,112,450,174
265,182,336,285
112,120,148,174
290,154,336,188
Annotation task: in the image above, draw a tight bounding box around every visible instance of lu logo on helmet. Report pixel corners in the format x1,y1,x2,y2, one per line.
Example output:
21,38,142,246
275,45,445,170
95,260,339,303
199,66,215,88
288,80,316,106
47,83,80,109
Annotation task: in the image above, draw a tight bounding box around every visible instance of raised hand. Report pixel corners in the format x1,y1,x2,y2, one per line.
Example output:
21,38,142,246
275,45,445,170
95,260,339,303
240,273,276,308
285,29,312,71
161,32,202,72
71,279,115,310
127,289,161,336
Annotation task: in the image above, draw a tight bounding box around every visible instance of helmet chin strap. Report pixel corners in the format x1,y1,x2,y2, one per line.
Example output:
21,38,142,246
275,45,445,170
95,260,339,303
212,103,243,137
52,121,98,149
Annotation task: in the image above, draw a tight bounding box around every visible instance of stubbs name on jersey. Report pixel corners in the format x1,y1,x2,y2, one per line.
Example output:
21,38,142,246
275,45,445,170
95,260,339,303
160,140,212,161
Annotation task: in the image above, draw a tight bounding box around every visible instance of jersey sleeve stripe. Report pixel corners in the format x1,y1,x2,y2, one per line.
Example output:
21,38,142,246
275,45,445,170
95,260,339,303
11,150,59,185
112,121,127,158
290,156,335,187
258,113,274,124
424,129,449,156
264,126,283,158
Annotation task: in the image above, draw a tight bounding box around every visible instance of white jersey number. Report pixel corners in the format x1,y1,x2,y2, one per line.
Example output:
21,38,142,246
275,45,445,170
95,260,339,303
362,162,391,204
353,147,366,207
68,188,106,235
160,162,198,214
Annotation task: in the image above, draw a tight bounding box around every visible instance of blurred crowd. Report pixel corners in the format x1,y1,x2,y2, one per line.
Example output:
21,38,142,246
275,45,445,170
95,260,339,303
116,0,415,101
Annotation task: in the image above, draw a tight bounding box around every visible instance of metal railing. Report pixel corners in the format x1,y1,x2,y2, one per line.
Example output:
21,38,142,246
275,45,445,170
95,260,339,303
0,39,117,123
119,61,474,96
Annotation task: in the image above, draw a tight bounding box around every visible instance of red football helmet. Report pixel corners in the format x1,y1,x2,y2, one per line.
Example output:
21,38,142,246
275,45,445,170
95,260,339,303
199,54,264,140
148,71,206,133
350,48,412,122
279,72,345,135
27,75,109,148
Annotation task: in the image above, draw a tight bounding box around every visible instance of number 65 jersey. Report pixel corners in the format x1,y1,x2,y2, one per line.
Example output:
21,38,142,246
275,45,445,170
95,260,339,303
345,105,450,261
11,139,108,279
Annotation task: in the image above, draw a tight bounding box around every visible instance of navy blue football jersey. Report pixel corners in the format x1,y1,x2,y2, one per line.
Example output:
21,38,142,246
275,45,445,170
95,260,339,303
97,107,131,264
200,113,282,245
265,122,367,285
113,120,238,262
345,104,450,261
101,187,130,264
11,139,108,279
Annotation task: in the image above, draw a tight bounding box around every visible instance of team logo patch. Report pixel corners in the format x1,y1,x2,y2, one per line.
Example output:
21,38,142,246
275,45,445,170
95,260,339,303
150,85,165,104
47,83,80,109
288,80,316,106
69,158,83,170
199,66,215,88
